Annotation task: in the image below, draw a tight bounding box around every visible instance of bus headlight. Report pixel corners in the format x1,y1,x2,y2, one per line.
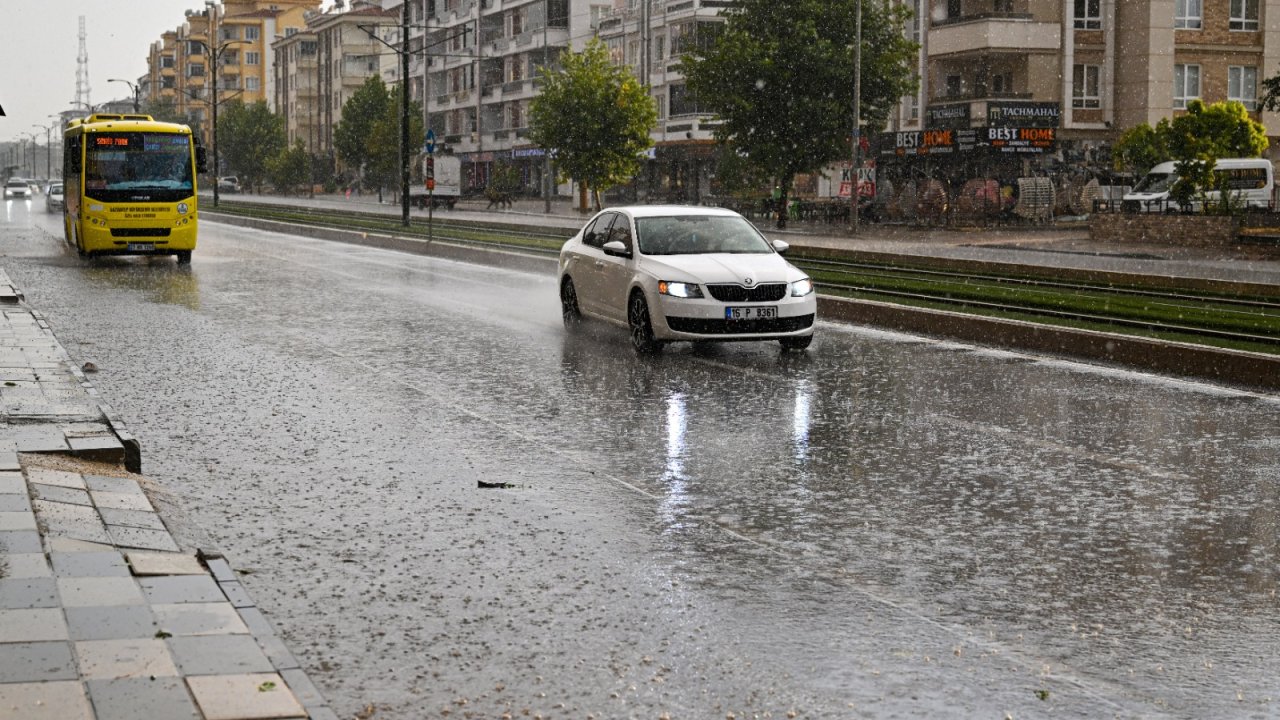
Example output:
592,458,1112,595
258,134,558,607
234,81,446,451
177,202,189,215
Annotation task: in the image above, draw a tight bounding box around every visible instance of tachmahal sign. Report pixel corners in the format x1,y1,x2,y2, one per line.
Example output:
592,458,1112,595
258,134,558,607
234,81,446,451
987,101,1060,128
876,126,1057,157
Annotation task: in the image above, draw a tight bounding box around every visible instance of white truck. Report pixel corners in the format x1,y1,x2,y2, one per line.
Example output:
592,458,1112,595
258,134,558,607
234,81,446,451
410,154,462,209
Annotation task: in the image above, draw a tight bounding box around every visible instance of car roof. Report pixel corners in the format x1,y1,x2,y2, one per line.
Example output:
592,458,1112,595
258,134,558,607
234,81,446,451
607,205,743,219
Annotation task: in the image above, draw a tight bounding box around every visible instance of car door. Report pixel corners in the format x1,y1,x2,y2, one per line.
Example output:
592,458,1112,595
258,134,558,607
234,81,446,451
596,213,637,323
567,212,617,318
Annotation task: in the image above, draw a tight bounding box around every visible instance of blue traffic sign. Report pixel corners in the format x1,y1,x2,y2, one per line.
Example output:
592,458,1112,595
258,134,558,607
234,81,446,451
425,128,436,154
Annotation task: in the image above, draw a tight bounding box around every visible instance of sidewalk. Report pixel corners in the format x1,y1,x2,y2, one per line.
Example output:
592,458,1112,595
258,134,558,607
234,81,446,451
0,270,334,720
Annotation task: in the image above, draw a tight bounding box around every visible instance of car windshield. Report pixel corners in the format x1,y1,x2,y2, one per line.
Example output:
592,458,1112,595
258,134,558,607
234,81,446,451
635,215,773,255
1132,171,1174,194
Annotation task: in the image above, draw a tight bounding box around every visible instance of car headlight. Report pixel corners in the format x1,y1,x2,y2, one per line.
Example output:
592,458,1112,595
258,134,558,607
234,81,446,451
658,281,703,299
177,202,189,215
790,277,814,297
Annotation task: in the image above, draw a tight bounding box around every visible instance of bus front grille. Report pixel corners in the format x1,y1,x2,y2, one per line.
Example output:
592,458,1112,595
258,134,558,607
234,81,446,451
110,228,171,237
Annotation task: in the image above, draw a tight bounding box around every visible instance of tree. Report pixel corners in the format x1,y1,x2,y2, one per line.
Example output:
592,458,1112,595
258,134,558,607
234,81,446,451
1113,100,1268,210
267,140,310,195
680,0,918,227
529,38,657,211
333,76,422,201
217,100,285,193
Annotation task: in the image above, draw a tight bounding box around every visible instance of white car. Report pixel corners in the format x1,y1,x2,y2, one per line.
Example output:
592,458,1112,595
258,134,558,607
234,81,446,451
45,182,64,213
4,178,31,200
558,205,816,353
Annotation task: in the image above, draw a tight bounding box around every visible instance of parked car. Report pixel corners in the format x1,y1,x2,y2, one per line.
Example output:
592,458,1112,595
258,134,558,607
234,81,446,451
45,182,64,213
217,176,240,193
4,178,31,199
558,205,816,353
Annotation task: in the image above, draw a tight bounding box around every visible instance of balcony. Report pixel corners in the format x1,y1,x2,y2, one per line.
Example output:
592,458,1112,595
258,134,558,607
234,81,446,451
928,16,1060,57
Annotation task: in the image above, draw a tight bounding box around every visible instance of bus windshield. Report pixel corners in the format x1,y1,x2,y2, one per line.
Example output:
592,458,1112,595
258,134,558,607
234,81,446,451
84,132,193,201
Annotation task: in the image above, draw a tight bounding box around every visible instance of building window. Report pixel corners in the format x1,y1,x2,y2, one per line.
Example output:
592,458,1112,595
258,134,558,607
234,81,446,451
991,72,1013,95
945,74,963,97
1074,0,1101,29
246,26,260,41
245,52,260,65
906,93,919,122
161,55,175,69
1230,0,1259,30
1228,66,1258,109
1174,63,1200,108
186,41,205,55
187,63,205,77
1175,0,1202,29
246,76,260,92
1073,64,1100,108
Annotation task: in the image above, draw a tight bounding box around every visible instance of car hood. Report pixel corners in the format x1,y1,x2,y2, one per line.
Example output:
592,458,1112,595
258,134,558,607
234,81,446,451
644,253,802,285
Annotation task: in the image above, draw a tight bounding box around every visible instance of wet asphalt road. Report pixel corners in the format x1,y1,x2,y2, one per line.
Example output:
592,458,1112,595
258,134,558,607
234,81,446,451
3,199,1279,719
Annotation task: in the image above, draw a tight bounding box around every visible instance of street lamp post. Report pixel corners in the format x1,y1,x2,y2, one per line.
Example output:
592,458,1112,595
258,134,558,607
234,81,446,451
850,0,863,235
201,1,248,208
108,78,141,113
32,124,54,180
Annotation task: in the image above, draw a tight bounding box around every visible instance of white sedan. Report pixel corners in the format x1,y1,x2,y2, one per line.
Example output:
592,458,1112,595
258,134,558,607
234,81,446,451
558,205,816,353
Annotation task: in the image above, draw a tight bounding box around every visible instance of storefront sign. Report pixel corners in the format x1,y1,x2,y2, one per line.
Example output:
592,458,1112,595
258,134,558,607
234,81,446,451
875,126,1056,157
987,101,1060,128
878,128,981,157
987,126,1056,153
926,104,970,129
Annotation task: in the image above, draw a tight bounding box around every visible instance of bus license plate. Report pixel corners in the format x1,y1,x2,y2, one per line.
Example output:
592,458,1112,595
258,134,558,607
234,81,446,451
726,306,777,321
126,243,153,252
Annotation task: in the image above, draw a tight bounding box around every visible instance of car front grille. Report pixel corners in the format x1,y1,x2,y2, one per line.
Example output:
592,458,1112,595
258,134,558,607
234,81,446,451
666,313,814,335
706,283,788,302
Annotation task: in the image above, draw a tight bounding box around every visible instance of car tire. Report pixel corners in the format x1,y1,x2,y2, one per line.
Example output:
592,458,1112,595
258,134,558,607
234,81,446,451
175,251,192,265
560,276,582,329
628,291,662,354
780,334,813,351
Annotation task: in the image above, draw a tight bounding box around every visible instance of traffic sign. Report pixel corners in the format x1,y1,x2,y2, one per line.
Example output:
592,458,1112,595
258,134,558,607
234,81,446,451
425,128,436,154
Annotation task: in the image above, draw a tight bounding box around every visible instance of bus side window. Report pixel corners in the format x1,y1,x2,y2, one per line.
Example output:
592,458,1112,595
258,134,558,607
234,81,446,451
65,137,81,173
195,137,207,174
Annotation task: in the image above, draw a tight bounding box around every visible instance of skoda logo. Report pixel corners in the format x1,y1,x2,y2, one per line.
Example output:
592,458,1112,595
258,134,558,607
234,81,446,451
743,277,755,287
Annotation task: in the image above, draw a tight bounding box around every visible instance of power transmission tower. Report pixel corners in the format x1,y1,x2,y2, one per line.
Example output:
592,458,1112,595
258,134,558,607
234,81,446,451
75,16,92,111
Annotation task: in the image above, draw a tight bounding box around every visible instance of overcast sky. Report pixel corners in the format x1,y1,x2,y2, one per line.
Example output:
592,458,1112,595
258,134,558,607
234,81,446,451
0,0,336,146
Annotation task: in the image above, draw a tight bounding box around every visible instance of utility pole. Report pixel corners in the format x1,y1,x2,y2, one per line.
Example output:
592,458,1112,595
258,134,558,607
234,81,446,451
543,0,552,214
400,0,411,227
849,0,862,234
203,1,247,208
108,78,140,112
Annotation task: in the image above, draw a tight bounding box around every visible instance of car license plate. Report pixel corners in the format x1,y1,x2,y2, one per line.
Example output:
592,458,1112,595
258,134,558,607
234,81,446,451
726,306,778,320
126,243,153,252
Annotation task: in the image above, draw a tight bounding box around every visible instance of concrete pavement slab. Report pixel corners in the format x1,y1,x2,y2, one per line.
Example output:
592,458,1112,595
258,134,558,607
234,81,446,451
75,638,179,679
0,680,93,720
153,602,249,637
0,607,68,641
0,577,58,608
84,677,201,720
49,550,130,577
0,553,51,578
0,641,78,683
186,673,306,720
64,605,159,642
126,550,205,576
167,635,275,676
56,576,146,607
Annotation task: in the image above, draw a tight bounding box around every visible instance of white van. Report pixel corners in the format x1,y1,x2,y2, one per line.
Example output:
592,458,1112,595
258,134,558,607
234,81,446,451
1123,158,1274,212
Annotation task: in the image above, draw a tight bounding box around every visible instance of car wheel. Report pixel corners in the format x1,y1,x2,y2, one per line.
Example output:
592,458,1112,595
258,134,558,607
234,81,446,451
780,334,813,351
175,251,192,265
628,291,662,354
560,276,582,329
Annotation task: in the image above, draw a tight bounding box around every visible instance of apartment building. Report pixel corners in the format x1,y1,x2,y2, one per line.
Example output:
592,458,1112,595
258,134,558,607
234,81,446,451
273,2,395,167
593,0,730,203
880,0,1280,187
146,0,320,163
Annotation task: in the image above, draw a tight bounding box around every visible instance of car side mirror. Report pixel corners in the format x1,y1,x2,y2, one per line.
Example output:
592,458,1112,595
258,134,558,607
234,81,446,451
771,239,790,254
602,240,631,258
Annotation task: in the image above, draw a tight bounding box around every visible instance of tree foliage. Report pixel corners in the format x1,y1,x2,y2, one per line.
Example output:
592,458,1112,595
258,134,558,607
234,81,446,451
267,140,310,195
529,39,657,210
216,100,285,192
1112,100,1268,209
680,0,918,227
334,75,423,197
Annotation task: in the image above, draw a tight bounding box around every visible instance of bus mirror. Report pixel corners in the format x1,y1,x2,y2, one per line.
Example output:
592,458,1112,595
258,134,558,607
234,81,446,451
195,146,208,174
66,138,81,173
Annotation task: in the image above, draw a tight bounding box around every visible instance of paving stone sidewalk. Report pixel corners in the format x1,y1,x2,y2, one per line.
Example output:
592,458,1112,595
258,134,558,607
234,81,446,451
0,269,334,720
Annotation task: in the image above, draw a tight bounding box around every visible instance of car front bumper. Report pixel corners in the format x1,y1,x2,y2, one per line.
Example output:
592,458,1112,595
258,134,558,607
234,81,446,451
650,293,816,341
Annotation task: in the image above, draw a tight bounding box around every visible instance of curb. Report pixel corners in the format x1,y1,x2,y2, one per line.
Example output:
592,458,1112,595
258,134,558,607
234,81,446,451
206,211,1280,392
